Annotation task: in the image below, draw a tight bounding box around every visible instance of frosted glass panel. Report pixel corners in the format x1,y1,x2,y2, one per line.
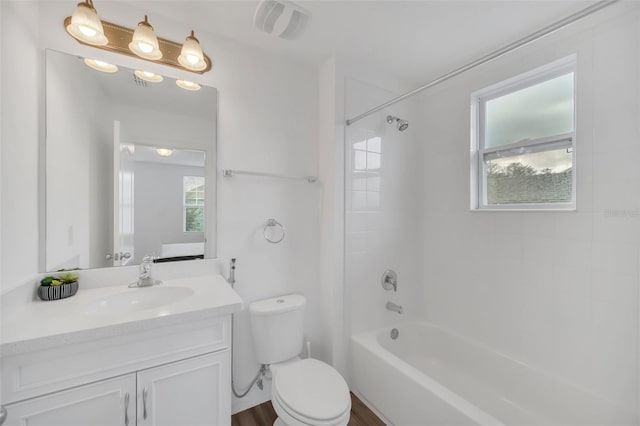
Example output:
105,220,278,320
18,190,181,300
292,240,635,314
486,147,572,205
485,73,574,148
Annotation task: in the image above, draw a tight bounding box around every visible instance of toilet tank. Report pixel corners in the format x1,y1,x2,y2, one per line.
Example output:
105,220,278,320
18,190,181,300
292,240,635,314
249,294,306,365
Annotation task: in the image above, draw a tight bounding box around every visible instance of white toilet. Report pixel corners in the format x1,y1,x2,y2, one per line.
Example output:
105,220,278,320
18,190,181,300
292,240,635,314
249,294,351,426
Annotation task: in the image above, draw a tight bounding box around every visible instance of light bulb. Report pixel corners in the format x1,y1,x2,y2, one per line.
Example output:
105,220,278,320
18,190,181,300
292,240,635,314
178,30,207,72
128,15,162,60
137,41,154,54
66,0,108,46
78,25,97,37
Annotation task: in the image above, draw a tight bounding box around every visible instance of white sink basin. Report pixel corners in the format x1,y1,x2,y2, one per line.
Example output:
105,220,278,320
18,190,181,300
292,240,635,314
84,286,195,315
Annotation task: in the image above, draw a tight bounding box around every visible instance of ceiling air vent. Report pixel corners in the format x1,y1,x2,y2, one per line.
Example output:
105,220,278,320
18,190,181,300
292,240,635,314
132,73,148,87
253,0,311,40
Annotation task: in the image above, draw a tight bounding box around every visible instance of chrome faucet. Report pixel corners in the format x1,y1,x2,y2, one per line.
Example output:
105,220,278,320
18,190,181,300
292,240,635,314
386,302,403,315
129,255,161,287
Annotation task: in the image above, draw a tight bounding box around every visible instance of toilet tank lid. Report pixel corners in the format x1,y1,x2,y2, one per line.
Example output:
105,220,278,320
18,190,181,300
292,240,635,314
249,294,306,316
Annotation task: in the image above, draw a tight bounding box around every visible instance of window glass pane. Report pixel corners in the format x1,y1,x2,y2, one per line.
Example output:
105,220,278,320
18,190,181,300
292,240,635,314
354,150,366,171
485,147,572,205
485,72,574,148
367,152,381,170
367,137,381,153
353,140,367,150
185,207,205,232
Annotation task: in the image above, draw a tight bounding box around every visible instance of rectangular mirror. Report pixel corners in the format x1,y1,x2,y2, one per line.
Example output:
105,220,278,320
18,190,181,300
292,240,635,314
44,49,217,271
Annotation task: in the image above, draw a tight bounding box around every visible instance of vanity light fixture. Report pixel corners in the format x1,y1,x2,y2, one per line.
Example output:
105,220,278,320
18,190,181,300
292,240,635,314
178,31,207,72
176,80,201,91
64,2,212,74
129,15,162,60
156,148,174,157
134,70,163,83
66,0,108,46
83,58,118,73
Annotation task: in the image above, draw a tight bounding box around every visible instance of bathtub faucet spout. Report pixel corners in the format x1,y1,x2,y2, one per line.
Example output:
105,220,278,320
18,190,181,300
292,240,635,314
386,302,403,315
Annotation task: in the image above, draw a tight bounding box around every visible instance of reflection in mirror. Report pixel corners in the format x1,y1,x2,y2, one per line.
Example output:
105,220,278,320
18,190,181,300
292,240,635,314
44,49,217,272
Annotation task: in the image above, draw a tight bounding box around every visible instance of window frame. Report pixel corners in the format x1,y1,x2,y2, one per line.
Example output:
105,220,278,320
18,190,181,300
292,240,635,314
183,175,205,233
470,56,577,211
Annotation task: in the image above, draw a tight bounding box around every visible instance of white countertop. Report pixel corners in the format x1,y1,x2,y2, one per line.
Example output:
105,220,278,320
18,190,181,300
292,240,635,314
1,274,242,355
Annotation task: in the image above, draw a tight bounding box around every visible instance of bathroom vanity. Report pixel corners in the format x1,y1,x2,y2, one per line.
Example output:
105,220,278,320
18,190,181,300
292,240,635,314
1,274,241,425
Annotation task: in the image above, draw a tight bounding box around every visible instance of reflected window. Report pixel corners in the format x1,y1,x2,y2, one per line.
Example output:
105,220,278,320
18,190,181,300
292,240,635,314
352,135,382,211
471,57,576,210
183,176,205,232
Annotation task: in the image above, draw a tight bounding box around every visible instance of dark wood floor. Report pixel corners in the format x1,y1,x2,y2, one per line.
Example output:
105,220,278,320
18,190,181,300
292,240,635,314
231,392,385,426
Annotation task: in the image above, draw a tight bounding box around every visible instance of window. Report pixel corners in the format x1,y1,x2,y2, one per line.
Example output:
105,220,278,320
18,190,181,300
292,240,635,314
471,57,576,210
183,176,205,232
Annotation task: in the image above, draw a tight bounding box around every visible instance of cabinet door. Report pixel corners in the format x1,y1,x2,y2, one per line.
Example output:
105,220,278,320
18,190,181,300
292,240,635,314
4,374,136,426
137,351,230,426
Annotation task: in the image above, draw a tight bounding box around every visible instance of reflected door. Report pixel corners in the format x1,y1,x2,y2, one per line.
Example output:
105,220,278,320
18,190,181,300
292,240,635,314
112,120,135,266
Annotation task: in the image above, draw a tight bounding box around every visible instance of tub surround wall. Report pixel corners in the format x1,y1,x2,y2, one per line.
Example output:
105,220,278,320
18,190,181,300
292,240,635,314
344,75,424,337
420,5,640,412
319,56,425,383
0,0,322,414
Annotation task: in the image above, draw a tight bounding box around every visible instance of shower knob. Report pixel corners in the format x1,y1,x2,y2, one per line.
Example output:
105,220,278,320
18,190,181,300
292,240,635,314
381,270,397,292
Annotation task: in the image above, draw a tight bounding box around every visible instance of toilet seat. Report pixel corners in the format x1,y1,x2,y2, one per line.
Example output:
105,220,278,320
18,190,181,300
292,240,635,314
273,389,351,426
272,359,351,426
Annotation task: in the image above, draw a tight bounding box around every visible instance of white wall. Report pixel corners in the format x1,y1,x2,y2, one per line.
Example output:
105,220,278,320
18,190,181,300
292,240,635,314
0,0,321,413
419,5,640,412
1,2,42,291
45,50,111,270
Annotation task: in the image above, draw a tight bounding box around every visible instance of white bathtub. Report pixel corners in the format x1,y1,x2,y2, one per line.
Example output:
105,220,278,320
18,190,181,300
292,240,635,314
352,322,637,426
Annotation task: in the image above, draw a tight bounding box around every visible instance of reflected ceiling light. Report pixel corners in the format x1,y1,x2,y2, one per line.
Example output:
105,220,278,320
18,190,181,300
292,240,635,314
178,31,207,72
156,148,173,157
176,80,201,91
134,70,163,83
83,58,118,73
129,15,162,60
66,0,108,46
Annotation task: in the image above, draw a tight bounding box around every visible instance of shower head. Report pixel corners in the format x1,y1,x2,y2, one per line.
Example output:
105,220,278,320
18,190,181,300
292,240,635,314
386,115,409,131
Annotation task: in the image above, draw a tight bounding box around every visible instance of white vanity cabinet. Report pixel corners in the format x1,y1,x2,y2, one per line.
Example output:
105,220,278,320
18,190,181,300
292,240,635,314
2,314,233,426
4,375,136,426
137,351,230,426
4,350,230,426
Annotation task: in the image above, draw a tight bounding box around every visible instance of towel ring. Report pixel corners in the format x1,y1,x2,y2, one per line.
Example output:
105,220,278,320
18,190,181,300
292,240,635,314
264,219,285,244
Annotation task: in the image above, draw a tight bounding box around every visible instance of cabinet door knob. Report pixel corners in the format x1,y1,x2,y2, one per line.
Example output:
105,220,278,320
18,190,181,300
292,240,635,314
143,387,148,420
0,406,7,425
124,393,130,426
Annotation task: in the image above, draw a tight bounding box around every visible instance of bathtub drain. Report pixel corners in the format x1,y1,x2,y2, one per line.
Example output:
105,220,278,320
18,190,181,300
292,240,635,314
391,328,399,340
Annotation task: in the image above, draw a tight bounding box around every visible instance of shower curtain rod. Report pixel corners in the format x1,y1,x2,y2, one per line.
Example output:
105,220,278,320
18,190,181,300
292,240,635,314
345,0,618,126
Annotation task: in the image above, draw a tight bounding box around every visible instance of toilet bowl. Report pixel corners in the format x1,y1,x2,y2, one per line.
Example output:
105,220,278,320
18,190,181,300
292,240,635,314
249,294,351,426
271,358,351,426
